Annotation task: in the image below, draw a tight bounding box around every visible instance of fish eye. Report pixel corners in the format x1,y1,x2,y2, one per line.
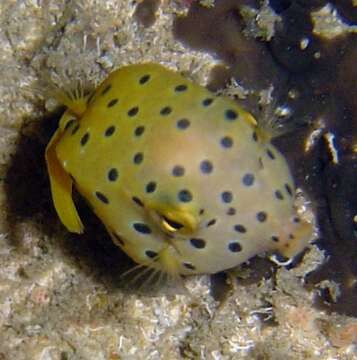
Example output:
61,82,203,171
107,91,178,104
148,205,198,235
161,215,184,233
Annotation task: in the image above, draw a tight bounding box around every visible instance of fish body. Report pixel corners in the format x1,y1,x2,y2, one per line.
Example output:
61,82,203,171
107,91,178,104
46,63,312,276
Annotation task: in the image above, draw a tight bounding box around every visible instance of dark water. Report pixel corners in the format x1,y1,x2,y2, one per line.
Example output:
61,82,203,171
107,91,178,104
173,0,357,316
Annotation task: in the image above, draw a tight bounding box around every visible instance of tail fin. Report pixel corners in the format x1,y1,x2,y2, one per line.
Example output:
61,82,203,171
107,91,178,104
278,219,314,259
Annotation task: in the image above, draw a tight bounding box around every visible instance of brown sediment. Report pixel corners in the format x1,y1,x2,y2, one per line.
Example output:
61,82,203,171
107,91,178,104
0,1,356,358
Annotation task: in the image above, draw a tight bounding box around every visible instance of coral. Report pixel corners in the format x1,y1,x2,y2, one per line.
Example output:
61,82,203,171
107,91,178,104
134,0,161,27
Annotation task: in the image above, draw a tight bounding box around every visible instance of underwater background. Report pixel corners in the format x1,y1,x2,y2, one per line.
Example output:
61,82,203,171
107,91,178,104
0,1,356,359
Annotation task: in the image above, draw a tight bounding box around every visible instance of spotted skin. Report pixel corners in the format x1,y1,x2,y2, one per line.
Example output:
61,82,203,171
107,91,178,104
46,63,313,276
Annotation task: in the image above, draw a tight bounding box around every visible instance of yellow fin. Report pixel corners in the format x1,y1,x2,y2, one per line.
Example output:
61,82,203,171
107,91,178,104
43,72,90,116
53,85,88,117
158,246,181,277
45,125,83,234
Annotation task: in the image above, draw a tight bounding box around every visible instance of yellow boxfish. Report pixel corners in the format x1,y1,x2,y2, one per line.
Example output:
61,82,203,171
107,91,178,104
46,63,313,277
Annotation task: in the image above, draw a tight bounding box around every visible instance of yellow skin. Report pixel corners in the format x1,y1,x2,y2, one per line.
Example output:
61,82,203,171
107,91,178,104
46,63,313,276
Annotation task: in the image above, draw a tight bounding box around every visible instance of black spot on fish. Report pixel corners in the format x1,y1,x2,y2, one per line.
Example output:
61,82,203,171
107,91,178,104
172,165,185,177
71,124,80,135
242,173,255,187
175,84,187,92
107,168,118,182
145,181,157,193
80,132,90,146
234,224,247,233
200,160,213,174
190,238,206,249
207,219,216,227
220,136,233,148
134,126,145,137
133,152,144,164
225,109,238,121
183,262,196,270
221,191,233,203
266,149,275,160
139,74,150,84
178,189,192,202
128,106,139,117
275,190,284,200
228,242,242,252
227,207,236,216
104,126,116,137
107,98,119,108
95,191,109,204
202,98,213,106
177,118,190,129
256,211,267,222
160,106,172,116
285,183,293,196
271,235,279,242
252,131,258,142
133,222,152,234
145,250,157,258
132,196,144,207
